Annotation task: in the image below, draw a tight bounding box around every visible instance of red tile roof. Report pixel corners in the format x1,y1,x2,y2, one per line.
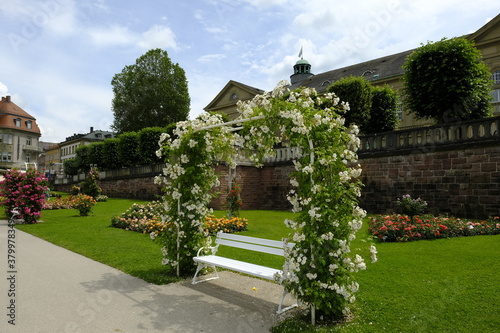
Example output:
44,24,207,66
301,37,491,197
0,96,41,135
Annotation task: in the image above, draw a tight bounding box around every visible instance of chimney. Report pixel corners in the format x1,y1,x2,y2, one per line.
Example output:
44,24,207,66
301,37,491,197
90,127,94,133
6,96,11,102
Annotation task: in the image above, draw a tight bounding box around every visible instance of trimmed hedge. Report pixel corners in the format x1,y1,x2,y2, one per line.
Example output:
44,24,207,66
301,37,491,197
65,126,174,174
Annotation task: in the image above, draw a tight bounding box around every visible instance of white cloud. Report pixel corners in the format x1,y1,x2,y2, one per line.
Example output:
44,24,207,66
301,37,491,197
138,25,178,50
88,25,134,46
197,54,227,63
87,23,179,51
42,0,79,37
0,82,9,96
243,0,290,8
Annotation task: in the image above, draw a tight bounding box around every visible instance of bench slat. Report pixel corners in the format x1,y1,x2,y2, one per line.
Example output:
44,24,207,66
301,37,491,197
217,232,287,248
216,238,285,256
194,255,279,280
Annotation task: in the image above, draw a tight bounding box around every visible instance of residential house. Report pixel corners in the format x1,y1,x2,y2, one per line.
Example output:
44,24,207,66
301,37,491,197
0,95,41,170
59,127,114,163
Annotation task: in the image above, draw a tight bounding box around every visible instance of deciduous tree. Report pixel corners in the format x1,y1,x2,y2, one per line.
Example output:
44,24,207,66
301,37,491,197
111,48,190,133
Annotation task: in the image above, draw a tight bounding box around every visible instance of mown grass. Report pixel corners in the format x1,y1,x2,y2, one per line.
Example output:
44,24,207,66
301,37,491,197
273,229,500,332
13,199,500,332
15,198,180,284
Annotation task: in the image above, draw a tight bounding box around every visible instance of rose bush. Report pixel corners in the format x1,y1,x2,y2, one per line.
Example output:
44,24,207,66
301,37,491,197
226,182,242,218
71,194,96,216
369,214,500,242
0,169,49,223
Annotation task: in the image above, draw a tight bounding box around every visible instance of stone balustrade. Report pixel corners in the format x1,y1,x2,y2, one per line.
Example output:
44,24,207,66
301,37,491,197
359,116,500,156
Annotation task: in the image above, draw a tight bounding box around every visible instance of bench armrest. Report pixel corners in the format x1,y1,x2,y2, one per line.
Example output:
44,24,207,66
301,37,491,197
196,245,219,257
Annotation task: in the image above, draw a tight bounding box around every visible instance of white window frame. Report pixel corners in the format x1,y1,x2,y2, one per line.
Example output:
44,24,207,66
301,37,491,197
493,70,500,85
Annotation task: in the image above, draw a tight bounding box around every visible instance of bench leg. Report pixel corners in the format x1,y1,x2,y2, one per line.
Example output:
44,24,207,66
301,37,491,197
192,263,219,285
277,289,299,314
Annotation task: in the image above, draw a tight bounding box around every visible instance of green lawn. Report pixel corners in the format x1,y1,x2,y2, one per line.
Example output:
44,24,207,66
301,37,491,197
13,199,500,332
273,232,500,332
15,198,180,284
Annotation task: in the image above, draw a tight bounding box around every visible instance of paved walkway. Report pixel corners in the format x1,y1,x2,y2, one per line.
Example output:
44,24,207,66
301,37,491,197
0,220,297,333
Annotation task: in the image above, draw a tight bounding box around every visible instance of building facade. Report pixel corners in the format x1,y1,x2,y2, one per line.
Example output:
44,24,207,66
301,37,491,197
206,13,500,129
59,127,115,162
0,96,42,170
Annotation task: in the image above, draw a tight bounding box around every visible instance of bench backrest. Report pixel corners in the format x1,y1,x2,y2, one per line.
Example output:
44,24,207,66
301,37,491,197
215,231,293,257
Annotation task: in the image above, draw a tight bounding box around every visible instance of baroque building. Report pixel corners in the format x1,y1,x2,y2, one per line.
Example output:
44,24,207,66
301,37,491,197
206,13,500,129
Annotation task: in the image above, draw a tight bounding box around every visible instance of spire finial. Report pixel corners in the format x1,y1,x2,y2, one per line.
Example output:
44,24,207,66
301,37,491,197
298,46,303,59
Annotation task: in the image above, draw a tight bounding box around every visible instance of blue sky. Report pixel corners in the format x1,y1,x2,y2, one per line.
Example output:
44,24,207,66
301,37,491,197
0,0,499,143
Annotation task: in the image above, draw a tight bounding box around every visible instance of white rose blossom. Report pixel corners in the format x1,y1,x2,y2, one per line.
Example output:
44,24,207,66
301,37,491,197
370,245,378,263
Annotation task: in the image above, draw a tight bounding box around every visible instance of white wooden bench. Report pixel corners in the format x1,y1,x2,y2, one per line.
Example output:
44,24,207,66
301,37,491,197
192,231,296,314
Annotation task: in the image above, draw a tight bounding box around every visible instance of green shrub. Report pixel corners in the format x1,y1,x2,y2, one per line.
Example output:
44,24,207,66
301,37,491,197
226,182,242,217
138,127,166,165
71,194,96,216
88,142,105,167
396,194,427,217
81,169,102,199
102,138,120,170
96,195,108,202
118,131,140,167
64,158,80,176
327,75,373,130
110,201,166,233
365,85,398,133
75,145,91,173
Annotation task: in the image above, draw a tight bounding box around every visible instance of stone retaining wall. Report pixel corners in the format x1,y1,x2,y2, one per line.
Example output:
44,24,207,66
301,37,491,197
54,117,500,219
359,145,500,219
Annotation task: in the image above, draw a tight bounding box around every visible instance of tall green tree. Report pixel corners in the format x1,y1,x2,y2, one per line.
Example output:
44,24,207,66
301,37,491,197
403,37,492,123
111,48,190,133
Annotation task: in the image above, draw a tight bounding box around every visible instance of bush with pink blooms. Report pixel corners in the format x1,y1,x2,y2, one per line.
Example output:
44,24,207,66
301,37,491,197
0,169,49,223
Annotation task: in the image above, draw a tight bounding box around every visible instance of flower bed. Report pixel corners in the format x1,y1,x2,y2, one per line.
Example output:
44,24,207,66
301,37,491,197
42,195,96,216
204,215,248,234
110,201,248,235
369,214,500,242
43,197,74,210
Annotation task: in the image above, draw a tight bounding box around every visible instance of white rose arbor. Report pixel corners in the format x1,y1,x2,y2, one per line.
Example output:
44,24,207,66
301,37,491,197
151,80,378,323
